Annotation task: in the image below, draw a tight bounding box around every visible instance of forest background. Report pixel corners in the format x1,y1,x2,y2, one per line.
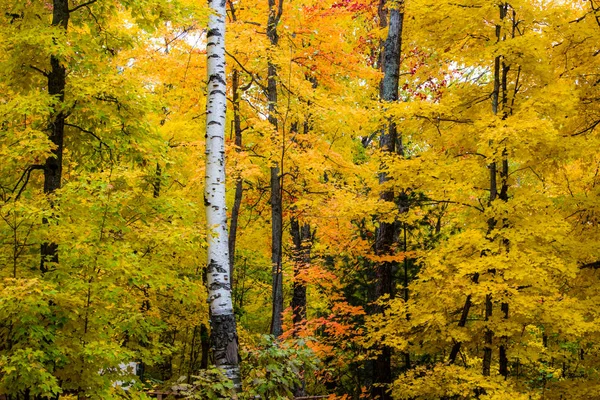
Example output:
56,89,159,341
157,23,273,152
2,0,600,399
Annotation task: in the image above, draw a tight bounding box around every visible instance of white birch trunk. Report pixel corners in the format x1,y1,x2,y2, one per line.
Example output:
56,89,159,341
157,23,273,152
204,0,241,390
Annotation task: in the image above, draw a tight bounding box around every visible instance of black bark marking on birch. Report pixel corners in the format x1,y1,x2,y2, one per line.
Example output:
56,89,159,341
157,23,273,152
210,313,240,375
208,259,227,274
208,121,222,126
209,74,227,85
209,90,227,97
209,281,231,291
207,28,221,37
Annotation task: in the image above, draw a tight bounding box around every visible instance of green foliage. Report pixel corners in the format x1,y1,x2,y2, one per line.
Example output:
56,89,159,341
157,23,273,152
241,335,320,399
178,368,235,400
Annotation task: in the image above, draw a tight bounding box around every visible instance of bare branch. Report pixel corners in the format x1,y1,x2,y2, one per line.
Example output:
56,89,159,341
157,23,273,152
12,165,44,202
69,0,97,13
569,119,600,137
28,65,49,77
580,261,600,269
225,50,266,91
423,199,484,212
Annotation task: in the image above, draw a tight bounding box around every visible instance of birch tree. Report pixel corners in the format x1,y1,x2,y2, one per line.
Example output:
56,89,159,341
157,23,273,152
204,0,241,389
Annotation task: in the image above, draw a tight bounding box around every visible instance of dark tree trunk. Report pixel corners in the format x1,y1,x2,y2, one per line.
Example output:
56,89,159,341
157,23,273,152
290,219,311,333
228,69,244,289
267,0,284,339
41,0,70,273
200,323,210,370
482,3,510,379
482,294,493,376
289,219,311,397
153,163,161,198
372,2,403,399
270,165,284,338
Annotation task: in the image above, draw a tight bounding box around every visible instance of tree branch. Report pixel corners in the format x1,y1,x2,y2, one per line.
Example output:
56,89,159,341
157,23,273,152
225,50,266,91
28,65,49,77
12,165,44,201
69,0,97,13
569,119,600,137
65,123,114,162
580,261,600,269
423,199,484,212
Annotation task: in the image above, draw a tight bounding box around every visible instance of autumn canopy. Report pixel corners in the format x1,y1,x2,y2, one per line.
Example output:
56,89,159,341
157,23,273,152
1,0,600,399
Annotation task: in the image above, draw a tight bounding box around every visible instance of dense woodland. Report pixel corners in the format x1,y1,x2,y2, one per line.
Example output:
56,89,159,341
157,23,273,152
2,0,600,398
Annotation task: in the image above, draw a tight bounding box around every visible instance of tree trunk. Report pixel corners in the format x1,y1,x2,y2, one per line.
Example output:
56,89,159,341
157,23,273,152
200,323,210,370
290,219,311,334
372,2,404,399
204,0,241,390
270,165,284,338
267,0,284,339
483,3,510,379
41,0,70,273
228,69,244,290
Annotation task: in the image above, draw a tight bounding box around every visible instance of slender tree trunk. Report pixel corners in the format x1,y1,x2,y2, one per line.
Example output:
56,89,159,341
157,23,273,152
267,0,284,339
483,2,510,378
227,2,244,290
372,2,403,399
204,0,241,390
200,323,210,370
270,164,284,337
498,19,512,376
153,163,161,198
228,69,244,289
41,0,70,273
290,219,311,334
290,218,311,398
482,294,493,376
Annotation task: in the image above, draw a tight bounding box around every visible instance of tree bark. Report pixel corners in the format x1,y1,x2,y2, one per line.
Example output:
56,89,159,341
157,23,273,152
270,164,284,338
290,219,311,334
372,2,404,399
482,2,510,379
41,0,70,273
267,0,284,339
228,69,244,290
204,0,241,390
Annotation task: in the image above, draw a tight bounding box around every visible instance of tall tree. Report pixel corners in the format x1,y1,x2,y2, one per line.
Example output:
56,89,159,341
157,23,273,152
227,0,244,291
267,0,284,339
204,0,241,390
373,0,404,398
40,0,70,273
